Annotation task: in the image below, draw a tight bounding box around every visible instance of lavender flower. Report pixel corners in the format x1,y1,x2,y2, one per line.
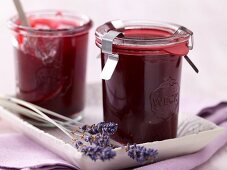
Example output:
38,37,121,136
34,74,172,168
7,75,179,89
76,121,158,164
127,144,158,164
75,140,83,149
95,122,118,135
81,122,118,136
93,134,110,147
84,135,93,145
76,124,115,161
80,145,116,161
84,134,110,147
100,147,116,161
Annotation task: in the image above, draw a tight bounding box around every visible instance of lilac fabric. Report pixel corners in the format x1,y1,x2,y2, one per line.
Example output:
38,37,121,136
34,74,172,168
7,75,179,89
0,102,227,170
0,133,77,170
136,102,227,170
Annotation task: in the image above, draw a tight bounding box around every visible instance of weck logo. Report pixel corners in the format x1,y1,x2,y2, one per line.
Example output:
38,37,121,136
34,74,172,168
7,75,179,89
149,77,180,119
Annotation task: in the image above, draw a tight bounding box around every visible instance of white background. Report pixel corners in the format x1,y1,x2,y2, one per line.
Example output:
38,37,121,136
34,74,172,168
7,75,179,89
0,0,227,112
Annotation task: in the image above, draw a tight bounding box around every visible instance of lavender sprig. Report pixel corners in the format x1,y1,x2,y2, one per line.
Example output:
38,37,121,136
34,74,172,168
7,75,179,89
127,144,158,164
74,122,158,164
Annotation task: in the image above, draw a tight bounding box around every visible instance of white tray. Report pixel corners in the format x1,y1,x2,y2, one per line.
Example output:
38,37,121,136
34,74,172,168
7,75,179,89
0,106,224,170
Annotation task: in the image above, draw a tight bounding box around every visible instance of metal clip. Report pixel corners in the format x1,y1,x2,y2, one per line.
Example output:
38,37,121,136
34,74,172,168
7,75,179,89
184,55,199,73
173,26,194,50
188,34,194,50
181,26,193,50
173,26,197,73
100,30,123,80
187,30,194,50
181,28,197,73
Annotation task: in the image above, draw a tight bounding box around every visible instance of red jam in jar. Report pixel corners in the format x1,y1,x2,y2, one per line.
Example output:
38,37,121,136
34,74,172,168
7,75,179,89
95,20,193,144
9,11,92,117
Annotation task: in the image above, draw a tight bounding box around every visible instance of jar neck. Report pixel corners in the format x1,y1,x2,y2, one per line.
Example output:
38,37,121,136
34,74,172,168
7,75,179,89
95,20,193,56
9,10,93,37
96,41,189,56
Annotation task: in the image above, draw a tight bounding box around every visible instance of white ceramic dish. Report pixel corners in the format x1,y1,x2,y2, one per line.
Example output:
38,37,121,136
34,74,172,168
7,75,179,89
0,107,224,170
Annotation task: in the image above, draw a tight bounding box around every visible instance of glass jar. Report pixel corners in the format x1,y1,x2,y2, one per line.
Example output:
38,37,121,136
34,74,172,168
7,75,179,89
9,10,92,119
95,20,193,144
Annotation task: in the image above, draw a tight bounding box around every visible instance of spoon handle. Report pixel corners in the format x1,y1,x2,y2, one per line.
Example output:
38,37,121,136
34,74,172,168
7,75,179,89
13,0,29,26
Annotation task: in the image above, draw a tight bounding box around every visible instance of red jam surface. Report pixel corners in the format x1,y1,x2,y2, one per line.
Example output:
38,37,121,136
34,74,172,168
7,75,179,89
101,28,188,144
14,17,90,117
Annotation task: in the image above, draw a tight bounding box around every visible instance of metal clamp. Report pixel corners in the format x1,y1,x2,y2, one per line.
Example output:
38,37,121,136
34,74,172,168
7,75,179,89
188,34,194,50
180,27,198,73
181,26,193,50
173,26,197,73
184,27,194,50
173,26,194,50
100,30,123,80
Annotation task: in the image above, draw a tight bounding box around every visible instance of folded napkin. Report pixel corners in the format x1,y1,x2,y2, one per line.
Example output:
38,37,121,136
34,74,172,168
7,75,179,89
136,102,227,170
0,102,227,170
0,133,77,170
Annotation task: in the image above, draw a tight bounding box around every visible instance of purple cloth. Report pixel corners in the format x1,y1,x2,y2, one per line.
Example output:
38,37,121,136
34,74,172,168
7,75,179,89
0,133,77,170
136,102,227,170
0,102,227,170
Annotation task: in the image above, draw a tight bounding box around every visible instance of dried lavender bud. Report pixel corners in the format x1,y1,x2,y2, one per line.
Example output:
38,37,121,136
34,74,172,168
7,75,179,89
89,122,118,135
84,134,93,145
92,134,110,147
100,147,116,161
80,146,101,161
84,133,110,147
99,122,118,135
75,141,83,149
80,145,116,161
80,122,118,136
80,124,98,134
81,125,89,131
127,144,158,164
87,124,99,134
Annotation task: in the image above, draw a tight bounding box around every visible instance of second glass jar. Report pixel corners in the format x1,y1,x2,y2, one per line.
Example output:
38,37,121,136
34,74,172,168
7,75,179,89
9,10,92,118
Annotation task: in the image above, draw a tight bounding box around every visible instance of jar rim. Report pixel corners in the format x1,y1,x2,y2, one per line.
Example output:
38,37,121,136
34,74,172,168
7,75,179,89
8,10,93,36
95,20,192,49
